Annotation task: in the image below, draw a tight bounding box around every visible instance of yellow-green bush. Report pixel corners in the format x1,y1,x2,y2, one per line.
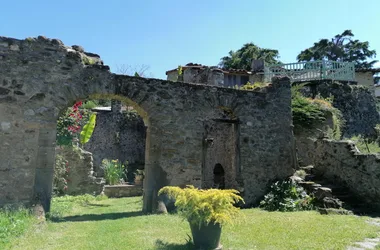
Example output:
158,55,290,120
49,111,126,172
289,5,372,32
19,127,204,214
239,81,269,90
158,185,244,227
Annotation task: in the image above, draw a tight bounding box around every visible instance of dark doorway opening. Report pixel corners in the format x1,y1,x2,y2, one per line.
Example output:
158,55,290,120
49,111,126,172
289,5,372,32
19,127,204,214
213,163,225,189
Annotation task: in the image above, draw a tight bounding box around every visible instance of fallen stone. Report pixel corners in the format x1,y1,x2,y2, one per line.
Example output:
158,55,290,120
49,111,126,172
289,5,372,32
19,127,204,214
289,175,303,183
314,187,332,200
318,207,352,215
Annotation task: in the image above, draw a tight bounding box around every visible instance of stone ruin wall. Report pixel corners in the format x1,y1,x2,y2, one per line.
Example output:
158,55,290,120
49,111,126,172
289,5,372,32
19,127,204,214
168,66,225,86
296,137,380,210
83,106,146,178
304,82,380,138
0,35,295,212
55,146,103,195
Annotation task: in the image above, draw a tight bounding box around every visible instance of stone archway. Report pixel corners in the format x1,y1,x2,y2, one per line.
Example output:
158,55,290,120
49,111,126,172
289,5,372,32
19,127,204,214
0,36,296,213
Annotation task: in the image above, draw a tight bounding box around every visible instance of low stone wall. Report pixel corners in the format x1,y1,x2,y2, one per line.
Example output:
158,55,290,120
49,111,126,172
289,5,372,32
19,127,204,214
297,137,380,209
103,184,143,198
56,146,104,195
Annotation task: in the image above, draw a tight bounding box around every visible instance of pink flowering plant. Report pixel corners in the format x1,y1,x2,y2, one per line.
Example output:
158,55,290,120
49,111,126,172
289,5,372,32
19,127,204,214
56,101,91,146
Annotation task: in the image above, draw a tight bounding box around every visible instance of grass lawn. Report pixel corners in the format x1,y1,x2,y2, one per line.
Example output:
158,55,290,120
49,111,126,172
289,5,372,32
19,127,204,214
4,196,380,250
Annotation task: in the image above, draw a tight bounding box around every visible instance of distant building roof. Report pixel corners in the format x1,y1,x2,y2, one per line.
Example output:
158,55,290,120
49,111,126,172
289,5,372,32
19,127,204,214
223,68,252,75
166,63,252,75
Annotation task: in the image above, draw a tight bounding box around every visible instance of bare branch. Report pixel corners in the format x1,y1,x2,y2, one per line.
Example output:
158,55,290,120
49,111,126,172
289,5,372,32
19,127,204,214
116,64,153,78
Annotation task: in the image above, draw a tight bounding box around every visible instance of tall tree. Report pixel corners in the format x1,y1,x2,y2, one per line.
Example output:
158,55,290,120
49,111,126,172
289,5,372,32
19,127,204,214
219,43,280,71
297,30,377,69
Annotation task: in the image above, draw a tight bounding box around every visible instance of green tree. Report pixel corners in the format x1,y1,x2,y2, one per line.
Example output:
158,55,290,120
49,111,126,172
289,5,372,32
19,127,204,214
297,30,377,69
219,43,280,70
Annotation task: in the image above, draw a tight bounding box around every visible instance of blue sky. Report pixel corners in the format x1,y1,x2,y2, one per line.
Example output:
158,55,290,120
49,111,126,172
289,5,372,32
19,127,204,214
1,0,379,79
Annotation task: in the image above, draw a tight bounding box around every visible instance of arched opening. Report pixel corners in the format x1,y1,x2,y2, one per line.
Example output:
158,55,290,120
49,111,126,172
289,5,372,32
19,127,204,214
33,93,150,212
213,163,225,189
53,96,148,198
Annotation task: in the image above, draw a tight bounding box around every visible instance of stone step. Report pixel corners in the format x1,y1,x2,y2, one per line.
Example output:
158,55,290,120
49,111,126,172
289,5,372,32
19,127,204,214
299,165,314,171
304,174,316,181
313,187,333,200
318,207,353,215
299,165,315,175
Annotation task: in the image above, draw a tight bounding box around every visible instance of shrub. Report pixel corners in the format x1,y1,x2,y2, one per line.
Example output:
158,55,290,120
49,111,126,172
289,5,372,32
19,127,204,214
102,159,126,185
292,85,343,139
56,101,91,146
81,100,98,109
260,180,315,212
53,153,69,195
158,185,244,227
292,87,326,129
237,81,269,90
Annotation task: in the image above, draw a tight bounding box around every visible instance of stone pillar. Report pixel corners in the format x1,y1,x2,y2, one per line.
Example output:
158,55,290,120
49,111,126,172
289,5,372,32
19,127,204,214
111,100,122,113
142,125,169,213
33,122,57,212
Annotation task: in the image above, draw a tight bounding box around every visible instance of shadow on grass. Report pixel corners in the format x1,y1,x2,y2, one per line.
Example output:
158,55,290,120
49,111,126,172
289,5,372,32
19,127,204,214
85,203,111,208
154,239,194,250
50,211,144,223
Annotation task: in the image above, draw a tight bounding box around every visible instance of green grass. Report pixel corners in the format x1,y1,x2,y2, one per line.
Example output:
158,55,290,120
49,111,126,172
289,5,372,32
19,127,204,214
0,207,35,249
6,196,380,250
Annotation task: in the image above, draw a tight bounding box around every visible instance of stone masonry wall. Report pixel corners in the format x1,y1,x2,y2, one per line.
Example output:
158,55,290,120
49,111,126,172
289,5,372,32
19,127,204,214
202,121,238,189
0,35,295,212
310,82,379,137
83,108,146,177
297,137,380,209
174,67,225,86
56,146,103,195
356,71,375,94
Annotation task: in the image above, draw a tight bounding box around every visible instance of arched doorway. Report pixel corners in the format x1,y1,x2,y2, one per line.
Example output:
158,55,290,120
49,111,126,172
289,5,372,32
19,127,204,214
53,98,147,196
213,163,225,189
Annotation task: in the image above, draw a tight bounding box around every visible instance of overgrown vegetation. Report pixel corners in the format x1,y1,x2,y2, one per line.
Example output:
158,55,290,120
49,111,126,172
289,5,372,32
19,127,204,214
56,101,92,146
0,207,35,248
291,84,343,139
81,100,98,109
53,153,70,195
102,159,127,185
159,185,244,227
82,56,96,65
348,135,380,154
238,81,269,90
260,180,315,212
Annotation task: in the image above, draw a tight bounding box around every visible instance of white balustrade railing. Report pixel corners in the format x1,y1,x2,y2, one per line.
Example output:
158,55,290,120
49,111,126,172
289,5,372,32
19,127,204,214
264,60,355,83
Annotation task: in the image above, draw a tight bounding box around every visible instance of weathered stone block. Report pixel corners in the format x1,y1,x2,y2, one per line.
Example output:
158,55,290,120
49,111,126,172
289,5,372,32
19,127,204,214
103,185,143,198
